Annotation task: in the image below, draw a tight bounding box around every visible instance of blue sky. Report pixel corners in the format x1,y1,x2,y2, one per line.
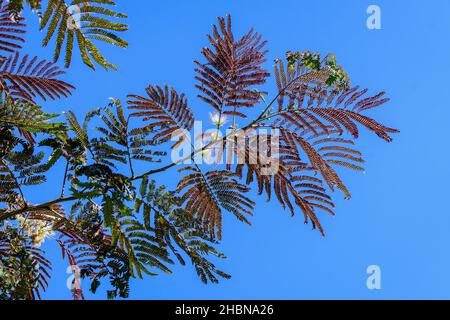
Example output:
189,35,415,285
18,0,450,299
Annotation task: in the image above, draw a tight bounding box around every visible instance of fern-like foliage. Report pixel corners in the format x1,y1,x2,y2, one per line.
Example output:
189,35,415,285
0,158,20,204
0,1,74,108
86,99,167,170
0,1,26,53
195,15,270,120
0,52,74,102
0,102,65,205
40,0,128,70
4,0,42,21
1,98,66,133
186,16,397,236
128,85,195,150
177,167,255,240
138,177,230,283
0,226,52,300
0,13,398,300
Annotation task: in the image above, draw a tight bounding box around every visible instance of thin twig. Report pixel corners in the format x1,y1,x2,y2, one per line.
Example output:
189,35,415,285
61,161,69,198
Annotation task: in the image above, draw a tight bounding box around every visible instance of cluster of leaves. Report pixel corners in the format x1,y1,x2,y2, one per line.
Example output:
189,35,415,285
0,96,230,299
6,0,42,20
40,0,128,70
4,0,128,70
0,225,51,300
286,50,350,91
180,15,398,238
0,9,398,300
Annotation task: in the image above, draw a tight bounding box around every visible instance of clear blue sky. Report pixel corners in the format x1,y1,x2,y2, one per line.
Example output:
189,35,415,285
20,0,450,299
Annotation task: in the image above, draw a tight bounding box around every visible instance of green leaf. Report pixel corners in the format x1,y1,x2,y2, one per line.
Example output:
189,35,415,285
40,0,128,71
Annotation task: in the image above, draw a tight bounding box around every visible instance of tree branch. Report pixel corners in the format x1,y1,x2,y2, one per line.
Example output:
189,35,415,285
0,196,77,222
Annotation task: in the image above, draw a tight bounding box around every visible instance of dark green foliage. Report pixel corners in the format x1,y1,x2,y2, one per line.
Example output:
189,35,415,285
137,177,231,283
2,0,128,70
40,0,128,70
0,100,230,299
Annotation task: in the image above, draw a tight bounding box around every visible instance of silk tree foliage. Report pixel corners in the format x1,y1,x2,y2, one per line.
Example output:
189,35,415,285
0,7,398,299
5,0,128,70
5,0,42,19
